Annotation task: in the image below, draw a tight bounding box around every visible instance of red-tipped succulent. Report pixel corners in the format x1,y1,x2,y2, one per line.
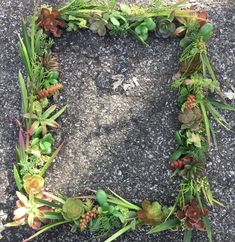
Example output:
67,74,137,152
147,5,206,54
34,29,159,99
176,198,209,231
36,8,65,37
197,11,208,27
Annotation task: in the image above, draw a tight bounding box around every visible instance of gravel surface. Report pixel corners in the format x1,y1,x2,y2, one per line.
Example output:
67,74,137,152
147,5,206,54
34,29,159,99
0,0,234,242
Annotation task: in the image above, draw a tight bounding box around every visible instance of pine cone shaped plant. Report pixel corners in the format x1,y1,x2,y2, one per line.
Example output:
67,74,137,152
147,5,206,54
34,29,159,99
79,208,98,230
185,95,196,110
37,83,62,100
41,53,60,72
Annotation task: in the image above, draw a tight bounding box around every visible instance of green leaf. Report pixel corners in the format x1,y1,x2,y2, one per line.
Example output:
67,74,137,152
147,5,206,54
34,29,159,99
41,105,57,120
19,71,28,115
18,34,32,78
199,100,211,144
109,0,116,11
147,218,179,234
169,147,186,163
13,165,23,191
183,230,192,242
36,198,63,209
206,98,235,111
104,223,134,242
107,189,141,211
21,20,32,60
41,119,60,128
22,220,69,242
120,4,131,15
39,142,64,177
50,105,67,121
43,212,64,220
202,216,212,242
205,101,230,130
110,16,120,27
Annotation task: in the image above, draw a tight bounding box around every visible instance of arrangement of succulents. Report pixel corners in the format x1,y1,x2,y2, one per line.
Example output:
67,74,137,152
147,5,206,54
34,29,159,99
4,1,235,242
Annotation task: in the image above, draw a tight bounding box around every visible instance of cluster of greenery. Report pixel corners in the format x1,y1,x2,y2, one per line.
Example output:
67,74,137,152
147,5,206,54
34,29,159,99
5,0,235,242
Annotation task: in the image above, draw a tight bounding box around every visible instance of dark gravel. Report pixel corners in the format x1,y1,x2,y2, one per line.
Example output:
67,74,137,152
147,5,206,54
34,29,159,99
0,0,234,242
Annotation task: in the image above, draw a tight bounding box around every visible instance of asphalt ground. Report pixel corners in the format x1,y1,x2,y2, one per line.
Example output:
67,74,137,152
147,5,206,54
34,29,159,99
0,0,234,241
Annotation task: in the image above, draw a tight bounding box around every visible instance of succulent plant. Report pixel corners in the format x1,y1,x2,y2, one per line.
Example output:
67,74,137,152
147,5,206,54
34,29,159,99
89,14,109,36
23,174,44,195
96,189,108,207
41,53,60,72
137,200,170,226
179,161,205,179
196,11,208,27
156,18,176,38
179,107,202,131
62,198,84,221
198,23,214,40
5,191,52,230
36,8,65,37
176,198,208,231
171,155,193,170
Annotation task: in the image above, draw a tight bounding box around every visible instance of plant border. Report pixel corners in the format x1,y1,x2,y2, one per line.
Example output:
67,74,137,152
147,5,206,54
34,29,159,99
4,1,235,242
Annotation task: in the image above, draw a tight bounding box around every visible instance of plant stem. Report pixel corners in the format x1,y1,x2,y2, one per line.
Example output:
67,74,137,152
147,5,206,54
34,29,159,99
22,220,69,242
104,222,138,242
59,0,76,12
199,100,211,144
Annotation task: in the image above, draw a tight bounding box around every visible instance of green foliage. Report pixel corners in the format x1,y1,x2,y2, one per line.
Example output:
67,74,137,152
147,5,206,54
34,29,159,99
134,18,156,41
24,104,67,136
137,200,172,226
62,198,85,221
147,218,180,234
156,17,176,38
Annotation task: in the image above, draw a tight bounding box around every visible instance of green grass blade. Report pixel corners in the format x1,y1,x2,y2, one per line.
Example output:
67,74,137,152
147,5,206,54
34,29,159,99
19,71,28,115
30,15,36,59
18,34,32,77
50,105,67,121
183,230,192,242
206,97,235,111
22,20,32,60
39,142,64,177
208,119,218,149
202,216,212,242
199,100,211,144
41,105,57,120
22,220,69,242
104,223,133,242
205,102,230,130
36,198,63,209
107,189,141,211
147,218,179,234
43,212,64,220
202,52,220,91
13,164,23,191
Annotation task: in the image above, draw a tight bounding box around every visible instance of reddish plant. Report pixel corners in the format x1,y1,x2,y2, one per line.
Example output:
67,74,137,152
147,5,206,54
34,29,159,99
176,198,209,231
171,156,192,169
197,11,208,27
36,8,65,37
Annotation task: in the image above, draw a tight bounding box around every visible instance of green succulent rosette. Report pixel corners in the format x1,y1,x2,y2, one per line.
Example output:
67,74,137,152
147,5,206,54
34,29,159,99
62,198,85,221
